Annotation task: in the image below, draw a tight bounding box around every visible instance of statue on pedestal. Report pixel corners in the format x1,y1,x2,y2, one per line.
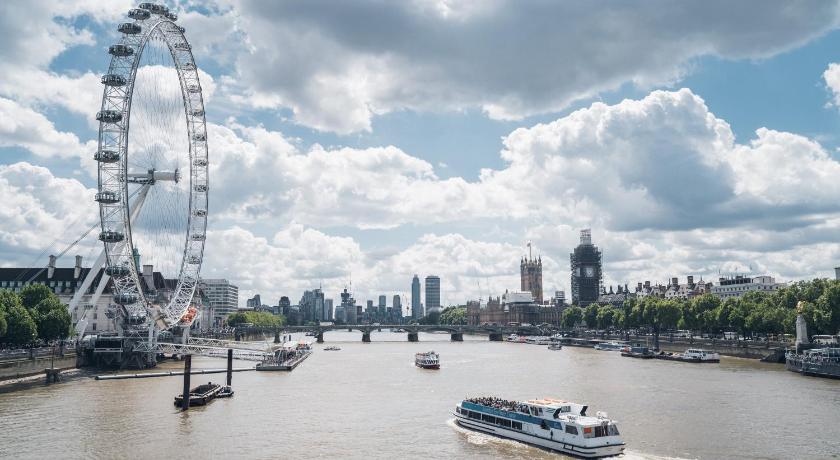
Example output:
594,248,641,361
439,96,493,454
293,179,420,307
795,301,809,352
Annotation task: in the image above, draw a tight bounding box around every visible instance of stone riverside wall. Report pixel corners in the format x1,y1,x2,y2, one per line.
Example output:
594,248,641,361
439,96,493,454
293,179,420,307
0,354,77,381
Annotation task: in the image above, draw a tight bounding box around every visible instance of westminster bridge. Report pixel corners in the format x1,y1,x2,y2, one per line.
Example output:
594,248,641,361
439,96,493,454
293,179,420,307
211,324,550,343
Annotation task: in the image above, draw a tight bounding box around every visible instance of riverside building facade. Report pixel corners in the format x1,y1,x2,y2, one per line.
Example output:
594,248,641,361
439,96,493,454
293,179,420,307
711,275,784,299
201,279,239,324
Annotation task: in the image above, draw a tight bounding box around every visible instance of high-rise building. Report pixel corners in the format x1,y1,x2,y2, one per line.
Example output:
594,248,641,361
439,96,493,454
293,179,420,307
425,275,441,314
341,287,357,324
411,275,422,319
200,279,239,323
520,244,543,303
570,229,602,307
299,288,325,322
393,295,402,317
324,298,334,321
246,294,262,309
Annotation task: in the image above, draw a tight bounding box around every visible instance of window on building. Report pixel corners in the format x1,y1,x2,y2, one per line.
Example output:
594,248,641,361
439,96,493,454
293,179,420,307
92,323,97,331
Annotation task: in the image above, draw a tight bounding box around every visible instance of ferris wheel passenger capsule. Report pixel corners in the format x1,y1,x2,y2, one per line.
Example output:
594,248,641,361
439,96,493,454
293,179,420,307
118,23,142,34
187,84,201,93
128,8,150,20
187,255,201,264
193,209,207,217
96,110,123,124
174,42,191,51
95,191,120,204
101,74,126,86
192,133,205,141
113,292,138,305
190,233,206,241
181,62,195,71
108,44,134,57
165,12,178,21
138,3,154,10
98,231,125,243
191,108,204,117
178,26,186,33
105,265,130,277
194,184,208,193
193,158,207,167
94,150,120,162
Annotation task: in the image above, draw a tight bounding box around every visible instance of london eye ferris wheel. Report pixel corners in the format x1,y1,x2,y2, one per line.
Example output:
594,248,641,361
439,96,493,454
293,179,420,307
95,3,208,331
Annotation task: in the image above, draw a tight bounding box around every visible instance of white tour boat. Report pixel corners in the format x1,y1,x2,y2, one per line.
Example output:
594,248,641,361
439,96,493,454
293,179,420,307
415,351,440,369
593,342,626,351
454,396,624,458
525,336,552,345
682,348,720,362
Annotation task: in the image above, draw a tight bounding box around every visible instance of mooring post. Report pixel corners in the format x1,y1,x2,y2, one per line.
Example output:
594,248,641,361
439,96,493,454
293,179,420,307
182,354,192,411
226,349,233,386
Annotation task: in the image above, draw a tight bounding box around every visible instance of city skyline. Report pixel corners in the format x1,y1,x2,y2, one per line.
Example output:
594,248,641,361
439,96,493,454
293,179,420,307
4,3,840,307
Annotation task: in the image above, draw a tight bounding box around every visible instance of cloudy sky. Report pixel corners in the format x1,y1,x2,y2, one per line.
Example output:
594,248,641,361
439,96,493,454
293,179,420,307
3,0,840,309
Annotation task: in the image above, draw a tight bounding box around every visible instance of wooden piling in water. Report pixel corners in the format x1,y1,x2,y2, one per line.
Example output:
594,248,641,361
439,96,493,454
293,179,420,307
182,355,192,411
226,349,233,386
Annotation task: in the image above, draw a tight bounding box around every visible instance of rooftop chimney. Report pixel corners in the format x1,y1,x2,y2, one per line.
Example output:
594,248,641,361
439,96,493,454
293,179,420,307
48,255,56,279
143,264,154,290
74,255,83,279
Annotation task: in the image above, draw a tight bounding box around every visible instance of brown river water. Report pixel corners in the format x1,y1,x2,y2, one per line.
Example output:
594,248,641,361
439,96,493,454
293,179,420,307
0,331,838,459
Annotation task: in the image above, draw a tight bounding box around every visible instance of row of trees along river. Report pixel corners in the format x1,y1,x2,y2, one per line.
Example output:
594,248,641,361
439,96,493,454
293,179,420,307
0,285,71,346
561,278,840,341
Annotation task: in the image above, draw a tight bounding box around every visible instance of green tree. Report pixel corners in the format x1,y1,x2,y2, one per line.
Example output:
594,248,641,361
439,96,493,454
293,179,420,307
596,306,615,330
5,305,37,345
584,304,600,329
685,294,720,334
33,297,71,341
562,306,583,329
420,310,441,325
0,289,20,338
227,311,286,328
19,284,54,312
439,306,466,325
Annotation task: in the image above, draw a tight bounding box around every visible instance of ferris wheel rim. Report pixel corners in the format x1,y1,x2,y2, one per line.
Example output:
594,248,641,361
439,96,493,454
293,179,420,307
95,3,208,331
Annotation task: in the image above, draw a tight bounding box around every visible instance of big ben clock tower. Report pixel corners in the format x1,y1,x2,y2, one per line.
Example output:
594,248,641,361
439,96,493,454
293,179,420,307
570,229,602,306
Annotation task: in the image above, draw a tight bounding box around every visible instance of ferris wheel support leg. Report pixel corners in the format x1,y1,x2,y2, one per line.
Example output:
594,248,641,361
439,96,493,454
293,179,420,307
67,249,105,324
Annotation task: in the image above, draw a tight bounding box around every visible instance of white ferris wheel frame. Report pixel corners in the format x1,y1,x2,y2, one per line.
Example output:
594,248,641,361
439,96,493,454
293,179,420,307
95,3,208,331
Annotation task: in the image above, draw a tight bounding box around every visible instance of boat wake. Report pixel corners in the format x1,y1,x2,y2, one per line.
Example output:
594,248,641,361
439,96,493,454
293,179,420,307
447,418,695,460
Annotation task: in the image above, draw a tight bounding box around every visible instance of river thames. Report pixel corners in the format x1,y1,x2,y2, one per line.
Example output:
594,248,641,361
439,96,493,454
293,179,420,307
0,331,838,459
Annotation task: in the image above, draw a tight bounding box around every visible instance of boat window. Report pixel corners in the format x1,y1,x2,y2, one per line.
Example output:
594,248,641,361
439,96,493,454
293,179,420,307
565,425,578,435
500,418,511,428
468,411,480,420
512,421,523,430
608,424,620,436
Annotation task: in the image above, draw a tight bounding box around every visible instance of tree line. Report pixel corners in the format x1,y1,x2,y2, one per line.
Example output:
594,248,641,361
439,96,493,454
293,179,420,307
559,278,840,339
0,285,72,346
226,310,287,328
